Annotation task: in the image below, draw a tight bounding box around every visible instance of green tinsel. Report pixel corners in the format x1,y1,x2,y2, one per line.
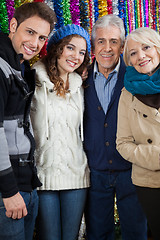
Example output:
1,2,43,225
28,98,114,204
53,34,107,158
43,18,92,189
62,0,72,25
0,0,9,33
14,0,23,9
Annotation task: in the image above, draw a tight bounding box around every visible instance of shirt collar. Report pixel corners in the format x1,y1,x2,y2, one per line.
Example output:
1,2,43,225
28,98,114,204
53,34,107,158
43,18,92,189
94,58,120,79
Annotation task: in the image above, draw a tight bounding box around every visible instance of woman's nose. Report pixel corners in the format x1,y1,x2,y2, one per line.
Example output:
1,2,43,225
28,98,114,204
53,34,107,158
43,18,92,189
73,51,79,59
138,50,146,60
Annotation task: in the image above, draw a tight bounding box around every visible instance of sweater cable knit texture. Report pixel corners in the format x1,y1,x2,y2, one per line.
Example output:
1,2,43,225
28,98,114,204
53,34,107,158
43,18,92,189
31,61,90,191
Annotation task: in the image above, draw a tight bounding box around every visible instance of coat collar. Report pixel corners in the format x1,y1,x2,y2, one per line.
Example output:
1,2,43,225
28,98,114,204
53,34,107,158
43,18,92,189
33,60,82,93
84,56,125,86
131,94,160,123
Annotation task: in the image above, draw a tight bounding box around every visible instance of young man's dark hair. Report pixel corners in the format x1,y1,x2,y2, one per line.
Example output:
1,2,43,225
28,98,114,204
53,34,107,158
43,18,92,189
13,2,56,33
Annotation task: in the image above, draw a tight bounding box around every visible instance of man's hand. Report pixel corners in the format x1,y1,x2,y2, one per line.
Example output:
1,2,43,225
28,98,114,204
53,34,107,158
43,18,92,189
3,192,27,219
81,68,88,81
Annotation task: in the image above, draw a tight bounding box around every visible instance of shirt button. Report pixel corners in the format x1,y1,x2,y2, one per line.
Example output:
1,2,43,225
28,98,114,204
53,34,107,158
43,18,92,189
109,160,112,164
147,139,152,144
105,141,109,146
104,123,108,127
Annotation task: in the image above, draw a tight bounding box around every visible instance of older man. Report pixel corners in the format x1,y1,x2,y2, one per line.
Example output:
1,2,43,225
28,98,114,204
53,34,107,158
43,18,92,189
83,14,147,240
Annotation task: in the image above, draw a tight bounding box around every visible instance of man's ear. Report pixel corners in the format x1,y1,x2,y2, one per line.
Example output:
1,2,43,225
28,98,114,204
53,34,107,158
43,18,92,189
120,44,124,55
120,39,125,55
9,18,18,33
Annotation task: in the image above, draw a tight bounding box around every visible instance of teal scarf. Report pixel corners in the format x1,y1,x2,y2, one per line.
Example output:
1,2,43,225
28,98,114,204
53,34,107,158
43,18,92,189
124,66,160,95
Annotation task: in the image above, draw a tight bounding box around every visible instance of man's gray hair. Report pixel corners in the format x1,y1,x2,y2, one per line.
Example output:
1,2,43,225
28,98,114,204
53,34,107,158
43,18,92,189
91,14,125,48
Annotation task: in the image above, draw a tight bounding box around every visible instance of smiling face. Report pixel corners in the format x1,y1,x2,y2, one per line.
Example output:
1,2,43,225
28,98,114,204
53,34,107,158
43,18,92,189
93,26,124,77
57,36,86,78
9,15,50,62
127,38,160,75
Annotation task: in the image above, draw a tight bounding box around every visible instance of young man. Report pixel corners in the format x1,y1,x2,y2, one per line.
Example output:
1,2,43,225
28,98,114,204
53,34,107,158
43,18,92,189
0,2,55,240
83,14,147,240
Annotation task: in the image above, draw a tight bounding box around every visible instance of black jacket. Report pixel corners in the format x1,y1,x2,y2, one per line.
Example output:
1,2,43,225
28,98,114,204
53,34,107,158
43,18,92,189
0,32,41,198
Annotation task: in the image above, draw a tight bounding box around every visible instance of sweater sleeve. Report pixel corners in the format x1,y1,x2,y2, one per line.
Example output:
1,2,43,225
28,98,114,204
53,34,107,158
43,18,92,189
0,69,19,198
116,89,160,171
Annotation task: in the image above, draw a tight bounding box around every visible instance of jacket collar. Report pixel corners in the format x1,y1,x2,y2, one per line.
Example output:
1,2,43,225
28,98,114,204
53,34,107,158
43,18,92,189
131,94,160,123
0,32,22,71
33,60,82,93
84,56,125,114
85,56,125,85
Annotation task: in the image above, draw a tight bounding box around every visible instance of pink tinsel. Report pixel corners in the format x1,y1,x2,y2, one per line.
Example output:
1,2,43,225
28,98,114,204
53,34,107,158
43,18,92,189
6,0,15,26
70,0,80,25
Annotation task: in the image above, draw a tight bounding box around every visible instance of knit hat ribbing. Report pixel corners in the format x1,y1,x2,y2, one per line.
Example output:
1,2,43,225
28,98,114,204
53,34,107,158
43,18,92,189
47,24,91,54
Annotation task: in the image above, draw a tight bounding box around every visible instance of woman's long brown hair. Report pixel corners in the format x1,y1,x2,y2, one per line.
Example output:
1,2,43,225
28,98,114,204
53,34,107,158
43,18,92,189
42,34,90,97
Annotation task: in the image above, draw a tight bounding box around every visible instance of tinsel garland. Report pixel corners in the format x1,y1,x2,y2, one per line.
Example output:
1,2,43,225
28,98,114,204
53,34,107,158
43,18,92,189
139,0,142,27
70,0,80,25
159,0,160,32
118,0,128,35
92,0,95,24
151,0,156,29
0,0,9,33
141,0,144,27
156,0,159,31
127,0,131,32
53,0,64,29
112,0,119,15
145,0,149,27
143,0,146,26
107,0,113,14
149,0,153,28
44,0,54,10
79,0,89,31
93,0,99,22
98,0,108,18
125,0,129,33
62,0,71,25
136,0,140,27
14,0,23,8
134,0,138,29
1,0,160,37
129,0,135,31
6,0,15,26
148,0,152,27
87,0,93,34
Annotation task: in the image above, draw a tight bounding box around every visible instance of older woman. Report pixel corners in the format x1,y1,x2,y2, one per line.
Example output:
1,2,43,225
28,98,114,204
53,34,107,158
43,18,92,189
116,27,160,240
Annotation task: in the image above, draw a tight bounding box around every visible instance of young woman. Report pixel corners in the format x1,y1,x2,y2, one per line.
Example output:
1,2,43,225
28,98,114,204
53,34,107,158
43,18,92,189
116,27,160,240
30,24,91,240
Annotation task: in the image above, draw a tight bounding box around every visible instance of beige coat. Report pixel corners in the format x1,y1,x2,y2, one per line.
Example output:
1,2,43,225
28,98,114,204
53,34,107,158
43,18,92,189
116,87,160,188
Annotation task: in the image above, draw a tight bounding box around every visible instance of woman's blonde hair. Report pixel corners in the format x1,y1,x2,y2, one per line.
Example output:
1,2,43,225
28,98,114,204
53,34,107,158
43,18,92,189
123,27,160,66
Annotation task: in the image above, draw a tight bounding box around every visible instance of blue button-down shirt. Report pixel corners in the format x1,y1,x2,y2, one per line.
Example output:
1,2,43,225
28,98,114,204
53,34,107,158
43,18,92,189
94,59,120,114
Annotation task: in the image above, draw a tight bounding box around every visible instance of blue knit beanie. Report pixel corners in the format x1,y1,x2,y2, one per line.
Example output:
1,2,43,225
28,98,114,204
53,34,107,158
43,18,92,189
47,24,91,54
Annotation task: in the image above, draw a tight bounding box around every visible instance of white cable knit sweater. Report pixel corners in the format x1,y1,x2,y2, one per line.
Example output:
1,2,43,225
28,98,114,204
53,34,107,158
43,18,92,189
31,61,90,191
